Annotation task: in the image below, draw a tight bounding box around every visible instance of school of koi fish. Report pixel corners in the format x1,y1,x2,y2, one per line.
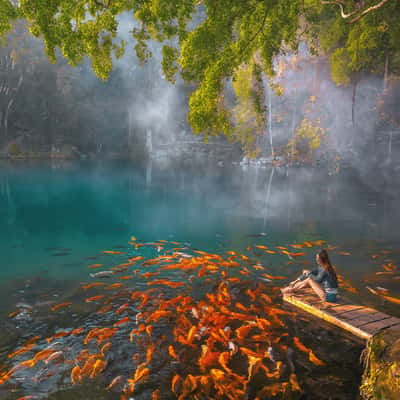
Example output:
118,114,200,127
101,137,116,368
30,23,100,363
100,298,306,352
1,236,399,400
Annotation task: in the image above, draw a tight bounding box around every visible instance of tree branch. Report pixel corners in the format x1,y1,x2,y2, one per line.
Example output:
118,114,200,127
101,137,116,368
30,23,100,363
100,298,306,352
321,0,393,23
349,0,393,22
321,1,363,19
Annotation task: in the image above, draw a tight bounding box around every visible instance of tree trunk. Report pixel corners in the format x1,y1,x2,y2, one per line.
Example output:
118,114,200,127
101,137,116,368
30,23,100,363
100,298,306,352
383,51,389,92
4,74,23,137
352,80,358,126
291,88,298,162
268,83,274,159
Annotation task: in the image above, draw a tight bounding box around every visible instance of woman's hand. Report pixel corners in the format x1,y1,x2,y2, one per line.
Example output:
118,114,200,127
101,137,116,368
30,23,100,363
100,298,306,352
302,269,310,275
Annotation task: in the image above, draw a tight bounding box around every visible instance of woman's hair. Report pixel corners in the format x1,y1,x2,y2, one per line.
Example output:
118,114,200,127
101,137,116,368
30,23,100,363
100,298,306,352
317,249,338,283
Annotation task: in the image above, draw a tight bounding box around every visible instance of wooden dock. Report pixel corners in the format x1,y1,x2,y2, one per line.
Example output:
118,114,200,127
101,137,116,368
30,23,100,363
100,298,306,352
283,289,400,340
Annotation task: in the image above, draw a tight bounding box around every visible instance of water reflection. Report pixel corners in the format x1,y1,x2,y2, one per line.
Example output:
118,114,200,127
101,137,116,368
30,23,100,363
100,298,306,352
0,160,399,289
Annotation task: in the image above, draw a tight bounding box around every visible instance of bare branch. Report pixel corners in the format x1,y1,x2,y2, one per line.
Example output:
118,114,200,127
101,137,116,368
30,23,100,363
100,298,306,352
321,0,393,23
349,0,393,22
321,1,364,19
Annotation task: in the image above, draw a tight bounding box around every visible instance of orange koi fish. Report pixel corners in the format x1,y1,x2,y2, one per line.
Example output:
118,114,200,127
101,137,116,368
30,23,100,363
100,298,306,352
288,252,306,257
106,375,123,390
265,250,277,254
87,263,104,269
80,355,98,376
255,245,269,250
71,327,84,335
309,350,325,366
168,345,178,359
8,344,35,359
147,279,184,288
116,303,130,314
145,325,153,337
44,351,63,364
146,343,156,363
100,342,112,356
9,359,36,374
293,336,310,353
85,295,105,302
50,302,72,312
97,304,113,314
81,282,106,290
103,250,126,255
262,273,286,280
8,311,19,318
127,363,150,390
34,349,58,361
338,251,351,256
113,316,130,327
289,373,302,392
84,327,118,345
128,256,144,262
23,336,41,346
383,263,397,271
140,271,160,278
46,330,71,343
105,283,123,290
119,275,133,280
146,310,173,323
382,294,400,305
236,324,254,340
89,359,107,378
290,244,304,249
171,374,181,394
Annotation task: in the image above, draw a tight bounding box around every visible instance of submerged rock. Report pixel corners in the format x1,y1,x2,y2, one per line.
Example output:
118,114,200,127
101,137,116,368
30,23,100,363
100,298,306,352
361,327,400,399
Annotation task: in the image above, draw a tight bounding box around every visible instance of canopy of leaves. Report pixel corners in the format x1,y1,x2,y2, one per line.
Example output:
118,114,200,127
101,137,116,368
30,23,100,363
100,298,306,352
288,118,326,162
231,61,266,157
305,0,400,86
0,0,399,151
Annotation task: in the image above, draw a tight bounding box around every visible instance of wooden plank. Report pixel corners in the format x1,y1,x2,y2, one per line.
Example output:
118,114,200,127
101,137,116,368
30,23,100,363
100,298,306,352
283,294,373,340
351,315,394,328
283,292,400,341
342,312,391,326
360,317,400,334
328,305,365,316
338,308,378,320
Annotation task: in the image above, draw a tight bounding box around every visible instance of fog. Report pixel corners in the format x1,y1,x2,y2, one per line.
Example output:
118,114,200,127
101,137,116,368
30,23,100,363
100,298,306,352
0,18,398,175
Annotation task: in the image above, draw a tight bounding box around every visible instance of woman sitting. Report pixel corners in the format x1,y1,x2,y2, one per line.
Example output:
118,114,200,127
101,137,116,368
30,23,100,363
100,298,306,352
281,249,338,302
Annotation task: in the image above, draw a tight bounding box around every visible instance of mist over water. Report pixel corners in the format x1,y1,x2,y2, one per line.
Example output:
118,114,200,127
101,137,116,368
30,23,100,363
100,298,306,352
1,160,399,306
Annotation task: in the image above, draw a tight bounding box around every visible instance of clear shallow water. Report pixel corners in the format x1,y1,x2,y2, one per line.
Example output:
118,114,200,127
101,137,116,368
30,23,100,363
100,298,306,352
0,160,399,399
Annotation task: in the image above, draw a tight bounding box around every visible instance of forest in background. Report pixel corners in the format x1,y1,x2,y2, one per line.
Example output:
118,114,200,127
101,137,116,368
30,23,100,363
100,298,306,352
0,1,399,169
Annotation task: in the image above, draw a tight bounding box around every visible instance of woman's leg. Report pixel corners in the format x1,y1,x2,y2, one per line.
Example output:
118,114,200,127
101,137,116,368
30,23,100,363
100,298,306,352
291,277,325,301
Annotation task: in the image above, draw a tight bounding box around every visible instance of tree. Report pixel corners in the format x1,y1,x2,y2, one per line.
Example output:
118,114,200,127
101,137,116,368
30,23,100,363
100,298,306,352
305,0,400,125
0,0,398,152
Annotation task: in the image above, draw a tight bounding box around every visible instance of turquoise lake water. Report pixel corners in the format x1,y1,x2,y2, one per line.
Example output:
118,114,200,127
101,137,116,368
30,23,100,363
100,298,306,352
1,160,399,300
0,160,399,399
